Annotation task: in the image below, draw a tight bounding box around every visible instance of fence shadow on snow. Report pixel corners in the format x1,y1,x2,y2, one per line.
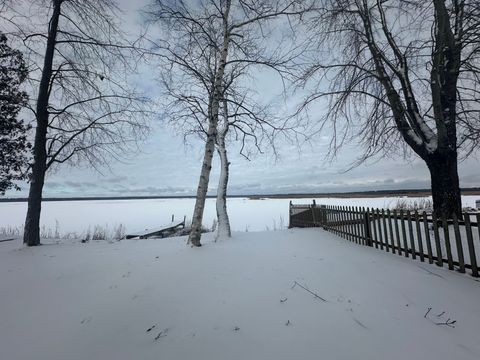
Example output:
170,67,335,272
289,201,480,277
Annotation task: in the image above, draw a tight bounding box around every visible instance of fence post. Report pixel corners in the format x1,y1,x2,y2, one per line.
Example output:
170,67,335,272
288,201,292,229
364,210,373,247
322,205,325,229
311,200,317,227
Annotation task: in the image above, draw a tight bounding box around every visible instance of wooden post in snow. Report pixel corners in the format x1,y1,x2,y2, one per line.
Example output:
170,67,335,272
288,201,292,229
364,209,373,247
311,200,316,227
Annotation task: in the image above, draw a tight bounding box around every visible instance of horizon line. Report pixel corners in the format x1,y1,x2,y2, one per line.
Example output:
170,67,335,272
1,187,480,203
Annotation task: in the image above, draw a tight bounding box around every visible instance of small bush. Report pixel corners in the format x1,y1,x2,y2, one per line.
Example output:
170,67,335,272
113,224,126,240
0,225,22,237
92,225,107,240
391,198,433,212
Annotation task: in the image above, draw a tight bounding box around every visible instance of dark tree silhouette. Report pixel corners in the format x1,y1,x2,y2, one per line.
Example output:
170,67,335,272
0,32,30,195
299,0,480,218
3,0,149,246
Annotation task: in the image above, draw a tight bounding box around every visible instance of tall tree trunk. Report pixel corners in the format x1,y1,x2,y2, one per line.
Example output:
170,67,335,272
427,0,462,219
187,0,231,247
23,124,47,246
23,0,61,246
188,126,217,247
215,128,231,240
426,150,462,219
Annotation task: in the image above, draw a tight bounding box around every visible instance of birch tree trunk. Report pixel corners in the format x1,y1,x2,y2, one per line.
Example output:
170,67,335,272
188,123,217,246
215,116,231,240
187,0,231,247
23,0,62,246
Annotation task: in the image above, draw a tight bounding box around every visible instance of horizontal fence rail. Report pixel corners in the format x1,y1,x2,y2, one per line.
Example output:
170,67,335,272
289,201,480,277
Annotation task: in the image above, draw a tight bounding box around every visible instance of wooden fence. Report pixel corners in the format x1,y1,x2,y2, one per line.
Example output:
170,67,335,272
289,201,480,277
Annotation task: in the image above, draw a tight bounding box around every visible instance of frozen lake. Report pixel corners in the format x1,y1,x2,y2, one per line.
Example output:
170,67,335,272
1,195,479,237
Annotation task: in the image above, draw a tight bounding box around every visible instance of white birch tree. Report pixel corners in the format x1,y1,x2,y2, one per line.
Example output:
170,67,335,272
147,0,311,246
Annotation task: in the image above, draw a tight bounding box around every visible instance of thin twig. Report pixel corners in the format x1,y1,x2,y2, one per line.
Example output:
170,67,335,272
424,307,432,318
154,328,169,340
146,325,156,332
291,281,327,302
435,319,456,328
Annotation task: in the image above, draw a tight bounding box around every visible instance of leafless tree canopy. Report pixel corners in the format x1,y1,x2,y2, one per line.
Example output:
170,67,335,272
299,0,480,164
146,0,311,157
3,0,149,171
1,0,151,246
145,0,314,245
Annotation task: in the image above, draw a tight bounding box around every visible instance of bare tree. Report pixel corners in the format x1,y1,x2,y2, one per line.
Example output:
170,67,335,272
298,0,480,218
214,86,288,240
2,0,149,246
156,59,285,241
215,99,231,239
147,0,312,246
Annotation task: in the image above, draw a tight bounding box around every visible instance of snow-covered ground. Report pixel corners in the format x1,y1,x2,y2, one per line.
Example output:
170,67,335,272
1,229,479,360
1,195,479,236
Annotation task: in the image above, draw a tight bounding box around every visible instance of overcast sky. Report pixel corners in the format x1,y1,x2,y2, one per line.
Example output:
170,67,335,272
4,0,480,198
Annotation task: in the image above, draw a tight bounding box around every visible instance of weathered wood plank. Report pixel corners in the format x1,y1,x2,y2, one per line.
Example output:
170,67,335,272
422,211,434,264
465,214,479,277
372,209,379,249
381,209,389,252
350,206,357,243
354,206,361,244
376,209,384,250
406,210,416,259
359,207,366,245
442,217,454,270
126,219,186,239
433,214,443,267
343,206,352,241
414,211,424,262
364,207,372,246
340,206,346,239
452,214,465,273
393,210,402,256
400,210,409,258
387,209,395,254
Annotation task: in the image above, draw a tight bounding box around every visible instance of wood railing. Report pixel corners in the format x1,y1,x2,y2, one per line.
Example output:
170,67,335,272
289,201,480,277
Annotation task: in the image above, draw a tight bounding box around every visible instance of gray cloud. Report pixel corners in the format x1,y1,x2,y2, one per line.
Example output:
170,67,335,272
3,1,479,198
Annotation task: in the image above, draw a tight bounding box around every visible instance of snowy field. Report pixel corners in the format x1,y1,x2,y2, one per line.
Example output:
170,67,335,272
1,229,479,360
1,195,479,237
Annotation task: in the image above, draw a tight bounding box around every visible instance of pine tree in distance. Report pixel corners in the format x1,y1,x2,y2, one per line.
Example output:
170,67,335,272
0,32,30,195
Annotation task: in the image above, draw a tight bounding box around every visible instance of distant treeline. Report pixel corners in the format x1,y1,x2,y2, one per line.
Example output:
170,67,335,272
1,188,480,203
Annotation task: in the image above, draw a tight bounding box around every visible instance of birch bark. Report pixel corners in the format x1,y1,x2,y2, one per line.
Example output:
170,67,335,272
188,0,232,246
215,101,231,240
